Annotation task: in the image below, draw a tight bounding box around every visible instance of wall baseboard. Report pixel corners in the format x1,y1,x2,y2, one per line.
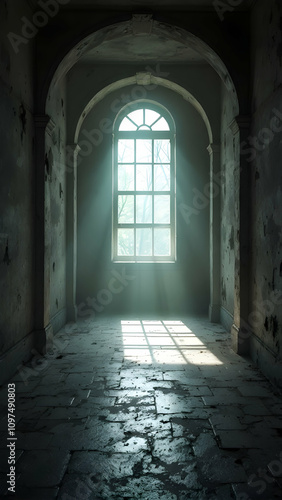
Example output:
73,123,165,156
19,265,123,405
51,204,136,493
249,333,282,390
0,331,35,386
0,308,67,386
50,307,67,334
220,306,233,332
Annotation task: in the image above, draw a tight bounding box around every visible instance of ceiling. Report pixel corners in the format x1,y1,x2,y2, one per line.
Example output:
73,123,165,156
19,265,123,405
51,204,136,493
80,33,204,63
28,0,256,10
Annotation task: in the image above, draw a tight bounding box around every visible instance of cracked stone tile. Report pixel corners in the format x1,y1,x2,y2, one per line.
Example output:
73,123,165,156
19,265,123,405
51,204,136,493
197,452,248,485
19,395,76,408
49,421,125,451
87,396,116,407
209,414,247,432
169,463,199,490
16,432,53,450
232,481,282,499
242,403,271,416
171,418,211,439
202,395,249,406
152,437,192,464
192,433,218,457
155,391,203,414
110,436,148,453
16,450,70,487
217,430,262,449
13,487,60,499
123,416,171,436
68,451,146,479
268,403,282,415
264,416,282,429
162,372,202,383
237,385,273,398
108,475,179,500
64,373,95,386
108,389,150,399
57,473,102,500
114,395,154,407
179,385,213,396
208,484,235,500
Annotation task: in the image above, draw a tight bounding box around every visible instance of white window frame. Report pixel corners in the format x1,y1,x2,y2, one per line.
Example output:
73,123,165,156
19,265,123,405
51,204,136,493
112,100,176,263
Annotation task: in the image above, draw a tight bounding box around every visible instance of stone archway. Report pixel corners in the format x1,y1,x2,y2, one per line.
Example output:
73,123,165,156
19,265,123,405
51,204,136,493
36,17,247,355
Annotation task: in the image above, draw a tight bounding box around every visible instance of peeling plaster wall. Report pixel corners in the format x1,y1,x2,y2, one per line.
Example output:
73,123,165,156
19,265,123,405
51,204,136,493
250,0,282,386
46,82,67,332
0,2,35,363
220,84,236,329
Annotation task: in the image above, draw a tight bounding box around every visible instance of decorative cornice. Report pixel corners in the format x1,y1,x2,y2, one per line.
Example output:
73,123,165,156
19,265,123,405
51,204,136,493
207,143,220,156
229,115,251,136
46,119,56,137
34,114,50,130
132,14,153,35
136,72,152,86
34,115,55,137
67,144,81,156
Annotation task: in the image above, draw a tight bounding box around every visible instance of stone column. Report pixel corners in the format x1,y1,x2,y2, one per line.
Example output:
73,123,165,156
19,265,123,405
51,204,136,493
208,143,221,323
230,116,251,354
66,144,81,321
34,115,55,352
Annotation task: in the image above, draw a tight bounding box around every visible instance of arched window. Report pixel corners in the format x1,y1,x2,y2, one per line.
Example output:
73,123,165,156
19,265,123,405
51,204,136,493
112,101,176,262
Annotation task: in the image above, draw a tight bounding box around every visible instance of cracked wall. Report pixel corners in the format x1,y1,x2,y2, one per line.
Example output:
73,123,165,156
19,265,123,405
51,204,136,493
46,81,67,332
0,1,35,366
220,84,237,329
249,0,282,386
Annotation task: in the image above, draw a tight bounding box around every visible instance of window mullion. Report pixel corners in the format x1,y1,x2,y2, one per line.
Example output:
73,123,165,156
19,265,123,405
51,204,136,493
134,137,137,258
152,138,155,257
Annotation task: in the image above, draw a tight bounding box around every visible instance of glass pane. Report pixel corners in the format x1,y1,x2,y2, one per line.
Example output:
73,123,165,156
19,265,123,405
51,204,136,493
118,165,134,191
136,164,152,191
154,229,171,256
154,195,170,223
154,140,171,163
154,165,170,191
118,195,134,223
139,125,151,130
118,139,134,163
118,229,134,256
145,109,160,127
119,117,137,131
151,117,170,131
127,109,144,128
136,228,152,256
136,140,152,163
136,195,152,223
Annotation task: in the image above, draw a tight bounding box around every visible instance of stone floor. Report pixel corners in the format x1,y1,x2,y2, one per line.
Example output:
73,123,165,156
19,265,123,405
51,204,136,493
1,315,282,499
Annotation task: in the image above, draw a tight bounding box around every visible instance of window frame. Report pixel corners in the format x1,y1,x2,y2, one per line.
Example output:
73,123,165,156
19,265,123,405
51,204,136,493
112,100,176,263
